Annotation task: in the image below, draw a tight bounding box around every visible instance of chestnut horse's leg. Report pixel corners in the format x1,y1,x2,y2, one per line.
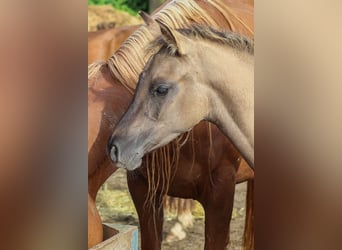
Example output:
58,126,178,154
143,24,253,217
201,172,236,250
127,170,163,250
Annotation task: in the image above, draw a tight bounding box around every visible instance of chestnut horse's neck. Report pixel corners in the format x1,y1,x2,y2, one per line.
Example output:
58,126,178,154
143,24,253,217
197,42,254,168
88,63,131,194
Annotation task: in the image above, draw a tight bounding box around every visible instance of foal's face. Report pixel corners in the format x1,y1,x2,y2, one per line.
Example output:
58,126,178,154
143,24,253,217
108,52,208,170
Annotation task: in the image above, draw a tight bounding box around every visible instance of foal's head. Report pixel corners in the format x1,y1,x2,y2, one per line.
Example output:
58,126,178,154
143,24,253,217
108,23,210,170
133,25,211,139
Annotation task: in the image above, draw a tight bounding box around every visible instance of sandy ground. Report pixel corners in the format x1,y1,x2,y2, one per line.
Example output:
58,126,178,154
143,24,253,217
96,169,247,250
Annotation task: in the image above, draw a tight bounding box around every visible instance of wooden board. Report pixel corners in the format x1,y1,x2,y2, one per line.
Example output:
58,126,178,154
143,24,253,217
90,223,138,250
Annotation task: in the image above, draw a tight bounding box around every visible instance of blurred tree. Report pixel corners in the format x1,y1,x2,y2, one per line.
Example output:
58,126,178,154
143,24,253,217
88,0,149,16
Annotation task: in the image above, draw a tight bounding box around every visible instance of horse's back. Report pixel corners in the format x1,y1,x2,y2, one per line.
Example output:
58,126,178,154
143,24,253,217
88,25,139,64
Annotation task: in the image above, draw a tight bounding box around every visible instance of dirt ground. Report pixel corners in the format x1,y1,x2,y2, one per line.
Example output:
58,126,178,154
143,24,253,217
96,169,247,250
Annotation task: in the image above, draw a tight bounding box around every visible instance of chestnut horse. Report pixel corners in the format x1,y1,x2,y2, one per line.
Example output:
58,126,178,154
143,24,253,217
89,0,254,249
88,22,213,243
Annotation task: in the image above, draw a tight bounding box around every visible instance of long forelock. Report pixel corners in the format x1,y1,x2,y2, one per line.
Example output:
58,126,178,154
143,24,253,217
107,0,222,91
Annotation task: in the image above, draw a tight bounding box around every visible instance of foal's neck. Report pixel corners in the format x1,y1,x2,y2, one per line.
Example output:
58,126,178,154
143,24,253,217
201,43,254,167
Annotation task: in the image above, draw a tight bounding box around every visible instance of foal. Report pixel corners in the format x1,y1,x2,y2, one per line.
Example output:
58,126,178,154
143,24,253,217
109,23,254,169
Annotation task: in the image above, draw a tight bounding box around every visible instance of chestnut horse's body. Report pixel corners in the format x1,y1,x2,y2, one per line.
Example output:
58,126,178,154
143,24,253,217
127,121,253,250
88,0,254,249
88,25,138,64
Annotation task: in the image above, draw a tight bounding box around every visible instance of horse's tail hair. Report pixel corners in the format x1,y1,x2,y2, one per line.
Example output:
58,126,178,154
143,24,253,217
243,179,254,250
164,197,195,216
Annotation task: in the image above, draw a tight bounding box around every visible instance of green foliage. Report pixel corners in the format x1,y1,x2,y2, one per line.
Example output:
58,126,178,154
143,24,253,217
88,0,148,16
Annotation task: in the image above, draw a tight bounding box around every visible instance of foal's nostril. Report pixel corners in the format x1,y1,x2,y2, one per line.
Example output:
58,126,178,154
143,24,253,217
110,144,119,163
107,136,119,163
107,137,112,153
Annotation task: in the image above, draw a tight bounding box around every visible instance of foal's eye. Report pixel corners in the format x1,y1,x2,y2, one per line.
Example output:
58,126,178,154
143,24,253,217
154,85,169,96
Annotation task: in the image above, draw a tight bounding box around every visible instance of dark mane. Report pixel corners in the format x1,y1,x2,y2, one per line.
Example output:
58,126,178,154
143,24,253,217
149,24,254,56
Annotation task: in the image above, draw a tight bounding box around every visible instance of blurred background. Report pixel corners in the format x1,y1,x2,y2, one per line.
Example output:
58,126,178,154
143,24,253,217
88,0,167,31
1,0,341,249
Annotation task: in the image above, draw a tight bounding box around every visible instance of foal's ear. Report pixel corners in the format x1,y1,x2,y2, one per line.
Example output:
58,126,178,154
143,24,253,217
156,21,190,55
139,11,161,36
